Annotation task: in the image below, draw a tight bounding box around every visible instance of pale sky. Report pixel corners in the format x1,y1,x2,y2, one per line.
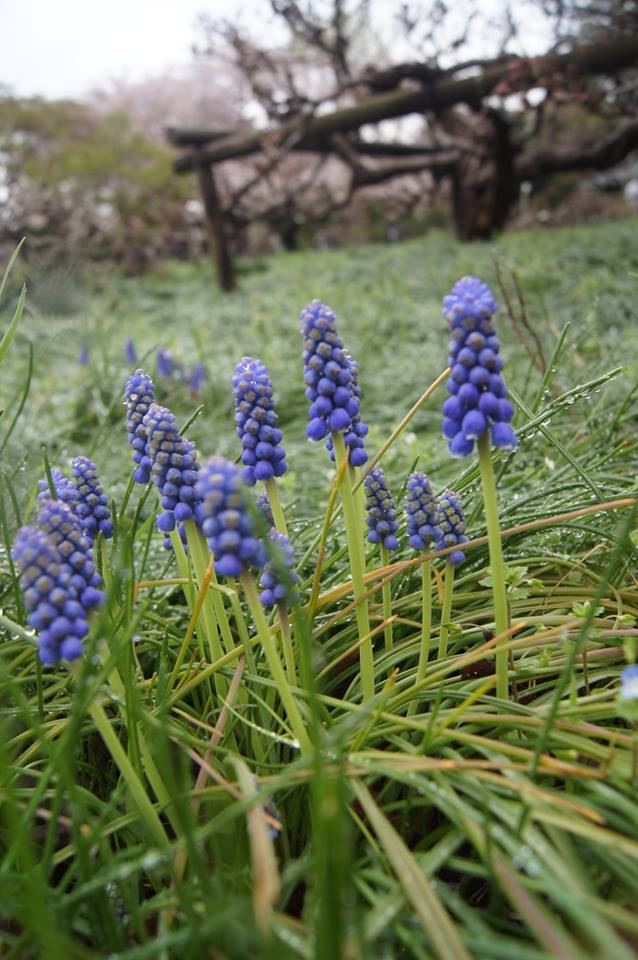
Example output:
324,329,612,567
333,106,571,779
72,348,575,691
0,0,553,102
0,0,254,99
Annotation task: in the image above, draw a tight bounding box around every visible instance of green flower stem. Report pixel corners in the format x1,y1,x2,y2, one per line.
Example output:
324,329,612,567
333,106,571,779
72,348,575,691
169,528,196,609
241,571,311,754
379,545,394,653
99,536,112,593
71,665,169,847
185,521,235,656
277,602,297,685
333,432,374,702
417,557,433,676
180,524,223,667
438,562,455,660
98,642,179,835
477,432,510,700
265,477,288,536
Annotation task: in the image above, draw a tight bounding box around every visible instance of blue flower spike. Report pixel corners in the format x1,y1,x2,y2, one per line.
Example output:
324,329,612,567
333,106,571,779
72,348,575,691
256,491,275,529
406,472,442,552
232,357,288,486
124,369,155,484
37,469,78,508
189,361,206,394
300,299,368,466
124,338,138,365
436,490,468,565
12,526,90,664
71,456,113,542
620,665,638,701
36,499,104,610
442,277,518,458
157,349,173,377
259,531,300,608
195,455,266,578
142,403,202,548
364,466,400,551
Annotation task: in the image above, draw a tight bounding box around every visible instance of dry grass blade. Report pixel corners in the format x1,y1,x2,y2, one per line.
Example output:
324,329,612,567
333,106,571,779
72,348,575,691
234,758,281,937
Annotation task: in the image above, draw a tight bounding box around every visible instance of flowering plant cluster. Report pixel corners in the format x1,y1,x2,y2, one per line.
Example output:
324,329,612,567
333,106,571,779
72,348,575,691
364,467,400,551
14,281,520,693
232,357,288,485
196,455,266,578
442,276,518,458
143,403,203,547
259,531,300,608
301,299,368,466
124,369,155,484
12,499,104,663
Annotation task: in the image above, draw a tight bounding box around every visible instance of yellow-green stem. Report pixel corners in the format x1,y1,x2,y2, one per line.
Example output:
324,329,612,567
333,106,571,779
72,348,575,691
333,432,374,702
99,537,112,593
185,521,235,656
169,528,197,609
380,545,394,653
99,644,180,835
477,432,510,699
182,523,223,667
278,602,297,684
438,562,455,660
417,558,432,677
241,571,311,753
265,477,288,536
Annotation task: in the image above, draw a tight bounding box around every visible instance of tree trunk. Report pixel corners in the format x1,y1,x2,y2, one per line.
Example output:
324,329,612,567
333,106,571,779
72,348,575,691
451,109,519,241
278,220,299,251
196,162,236,292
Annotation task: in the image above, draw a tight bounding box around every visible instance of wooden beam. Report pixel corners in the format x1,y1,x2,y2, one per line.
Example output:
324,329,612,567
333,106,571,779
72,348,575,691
196,163,236,292
173,35,638,174
166,127,235,147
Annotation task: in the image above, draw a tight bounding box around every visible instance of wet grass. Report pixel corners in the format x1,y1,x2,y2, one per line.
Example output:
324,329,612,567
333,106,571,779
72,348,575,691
0,218,637,958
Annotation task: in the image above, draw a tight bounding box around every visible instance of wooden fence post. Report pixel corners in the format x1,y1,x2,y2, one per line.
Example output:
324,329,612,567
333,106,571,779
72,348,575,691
196,161,236,292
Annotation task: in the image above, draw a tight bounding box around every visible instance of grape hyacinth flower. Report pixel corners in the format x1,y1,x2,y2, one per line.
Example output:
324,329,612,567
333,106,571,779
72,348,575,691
232,357,288,486
157,349,173,377
71,456,113,542
37,469,78,507
196,455,309,750
124,369,155,484
142,403,202,548
260,530,299,682
620,665,638,701
435,490,468,566
364,467,400,551
442,277,518,458
124,338,138,364
365,465,399,652
435,489,468,660
79,346,89,366
36,499,104,611
195,456,265,578
12,526,89,664
189,361,206,394
406,473,442,552
256,491,274,529
300,300,368,466
259,531,299,608
405,472,442,692
302,299,372,697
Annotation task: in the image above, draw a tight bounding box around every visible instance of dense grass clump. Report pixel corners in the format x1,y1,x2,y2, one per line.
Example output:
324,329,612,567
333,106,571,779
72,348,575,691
1,220,638,959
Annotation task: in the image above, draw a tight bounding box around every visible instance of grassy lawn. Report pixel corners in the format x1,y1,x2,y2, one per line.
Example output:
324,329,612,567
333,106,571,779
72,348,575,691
1,217,638,958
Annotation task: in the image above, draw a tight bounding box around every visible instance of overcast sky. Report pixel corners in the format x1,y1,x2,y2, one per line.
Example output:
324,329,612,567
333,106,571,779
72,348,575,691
1,0,250,99
1,0,553,101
